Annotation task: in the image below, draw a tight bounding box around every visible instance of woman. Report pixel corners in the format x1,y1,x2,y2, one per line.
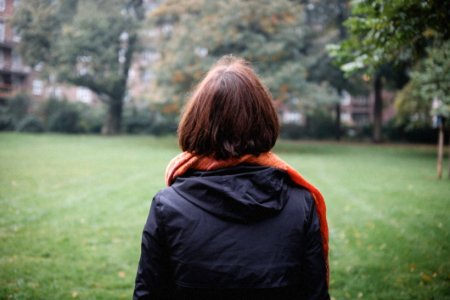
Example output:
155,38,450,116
133,56,330,299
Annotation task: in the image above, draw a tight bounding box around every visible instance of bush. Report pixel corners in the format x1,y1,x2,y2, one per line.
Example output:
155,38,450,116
48,108,81,133
8,93,30,122
384,120,447,144
122,107,177,136
0,93,32,131
280,108,336,140
16,115,45,133
0,105,14,130
280,123,307,139
150,117,177,136
78,107,104,134
123,108,154,134
305,109,336,139
39,98,68,127
40,98,105,133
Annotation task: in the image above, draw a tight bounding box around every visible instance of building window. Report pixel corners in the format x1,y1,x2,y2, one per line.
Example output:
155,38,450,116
0,50,4,68
0,0,5,12
0,22,5,42
13,0,20,8
282,111,303,125
32,80,44,96
76,87,92,103
341,112,352,124
12,50,22,70
54,87,62,99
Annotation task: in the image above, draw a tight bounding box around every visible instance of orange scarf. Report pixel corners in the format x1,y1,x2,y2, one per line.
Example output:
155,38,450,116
165,151,329,283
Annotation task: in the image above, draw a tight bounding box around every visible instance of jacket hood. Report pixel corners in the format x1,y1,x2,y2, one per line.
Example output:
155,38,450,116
171,164,289,222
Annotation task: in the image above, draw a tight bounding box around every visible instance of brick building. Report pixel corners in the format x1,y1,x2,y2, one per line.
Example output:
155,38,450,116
0,0,99,105
0,0,29,101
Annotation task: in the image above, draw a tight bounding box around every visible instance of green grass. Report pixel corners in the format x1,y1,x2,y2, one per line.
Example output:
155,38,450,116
0,133,449,300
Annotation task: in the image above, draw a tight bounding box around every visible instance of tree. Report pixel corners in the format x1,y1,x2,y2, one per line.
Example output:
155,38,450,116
328,0,450,143
409,41,450,178
13,0,144,134
147,0,338,120
302,0,368,140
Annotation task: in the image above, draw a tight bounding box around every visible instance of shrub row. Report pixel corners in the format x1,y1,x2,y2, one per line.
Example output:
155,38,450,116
0,95,104,133
1,94,443,142
0,94,177,135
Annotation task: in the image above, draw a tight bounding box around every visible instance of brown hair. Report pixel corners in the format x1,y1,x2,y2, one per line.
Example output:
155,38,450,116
178,56,279,160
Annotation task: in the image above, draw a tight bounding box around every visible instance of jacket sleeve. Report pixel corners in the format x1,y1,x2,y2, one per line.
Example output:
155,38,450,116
133,196,173,300
302,191,330,300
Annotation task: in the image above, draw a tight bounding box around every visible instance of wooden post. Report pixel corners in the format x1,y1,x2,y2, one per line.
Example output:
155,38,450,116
448,124,450,179
437,121,444,179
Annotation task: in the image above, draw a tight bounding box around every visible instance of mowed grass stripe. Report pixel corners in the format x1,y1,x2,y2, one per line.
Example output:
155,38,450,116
277,143,449,299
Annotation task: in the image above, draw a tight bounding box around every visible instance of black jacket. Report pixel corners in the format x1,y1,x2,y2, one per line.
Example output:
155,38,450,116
134,165,329,300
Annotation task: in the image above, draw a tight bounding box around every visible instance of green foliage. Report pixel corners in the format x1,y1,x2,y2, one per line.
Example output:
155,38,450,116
328,0,450,74
39,97,68,126
13,0,143,134
0,94,31,130
302,0,369,96
329,0,450,130
78,105,105,134
123,108,154,134
47,108,81,133
56,1,137,97
394,81,431,128
409,41,450,118
122,107,177,136
1,134,449,298
384,120,445,144
0,105,12,130
393,41,450,126
39,98,105,133
16,116,45,133
148,0,338,108
6,94,31,123
280,108,336,140
12,0,76,68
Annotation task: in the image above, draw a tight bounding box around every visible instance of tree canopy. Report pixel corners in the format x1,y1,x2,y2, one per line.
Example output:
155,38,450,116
147,0,338,113
328,0,450,139
328,0,450,74
13,0,143,134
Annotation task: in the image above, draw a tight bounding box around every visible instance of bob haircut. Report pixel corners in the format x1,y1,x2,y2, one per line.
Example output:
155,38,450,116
178,56,279,160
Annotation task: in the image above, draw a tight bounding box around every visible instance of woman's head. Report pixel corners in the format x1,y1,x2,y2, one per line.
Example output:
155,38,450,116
178,56,279,160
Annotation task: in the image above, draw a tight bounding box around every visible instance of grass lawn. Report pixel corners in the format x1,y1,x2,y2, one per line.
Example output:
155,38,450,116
0,133,449,299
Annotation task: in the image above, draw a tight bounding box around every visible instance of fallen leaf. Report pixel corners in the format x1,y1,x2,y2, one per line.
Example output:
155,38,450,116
421,272,433,283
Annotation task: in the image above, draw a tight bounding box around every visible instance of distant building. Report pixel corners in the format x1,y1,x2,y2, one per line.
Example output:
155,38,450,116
0,0,101,106
0,0,30,101
340,90,396,128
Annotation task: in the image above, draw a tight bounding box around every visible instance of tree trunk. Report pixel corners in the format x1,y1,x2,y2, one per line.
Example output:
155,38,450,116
373,73,383,143
448,124,450,179
335,101,341,141
437,120,444,179
102,99,123,135
335,1,346,142
101,34,136,135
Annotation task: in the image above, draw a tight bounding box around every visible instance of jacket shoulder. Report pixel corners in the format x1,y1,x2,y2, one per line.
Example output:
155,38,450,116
284,180,317,221
151,186,191,214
